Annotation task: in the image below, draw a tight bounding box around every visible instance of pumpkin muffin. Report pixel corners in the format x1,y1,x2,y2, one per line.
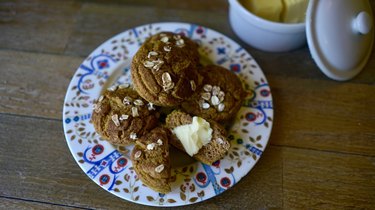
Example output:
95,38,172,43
131,32,202,106
91,84,159,146
181,65,246,122
131,126,171,193
165,110,230,165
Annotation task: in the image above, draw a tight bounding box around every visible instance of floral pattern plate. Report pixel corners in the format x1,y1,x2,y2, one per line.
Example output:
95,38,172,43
63,22,273,207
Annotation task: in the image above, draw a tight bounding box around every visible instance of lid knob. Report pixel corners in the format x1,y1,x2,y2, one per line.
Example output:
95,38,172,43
354,11,372,35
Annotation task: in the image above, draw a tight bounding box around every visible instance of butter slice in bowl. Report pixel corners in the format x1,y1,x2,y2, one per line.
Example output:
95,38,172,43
240,0,283,22
166,110,230,165
240,0,309,23
282,0,309,23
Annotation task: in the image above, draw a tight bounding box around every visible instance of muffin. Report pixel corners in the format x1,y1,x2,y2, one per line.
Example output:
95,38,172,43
181,65,245,122
165,110,230,165
91,84,159,146
131,126,171,193
131,32,202,106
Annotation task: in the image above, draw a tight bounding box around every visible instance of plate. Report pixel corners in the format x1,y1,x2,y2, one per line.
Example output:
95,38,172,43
63,22,273,207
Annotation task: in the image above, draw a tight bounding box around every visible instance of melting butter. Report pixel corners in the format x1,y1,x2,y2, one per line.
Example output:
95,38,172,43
172,117,212,156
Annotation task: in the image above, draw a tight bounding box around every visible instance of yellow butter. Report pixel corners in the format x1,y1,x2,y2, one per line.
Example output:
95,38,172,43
241,0,308,23
281,0,309,23
240,0,283,22
172,117,212,157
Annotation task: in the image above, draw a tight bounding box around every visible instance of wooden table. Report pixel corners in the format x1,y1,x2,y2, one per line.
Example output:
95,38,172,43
1,0,374,209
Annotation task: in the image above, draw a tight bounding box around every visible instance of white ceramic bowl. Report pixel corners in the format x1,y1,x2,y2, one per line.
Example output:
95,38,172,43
228,0,307,52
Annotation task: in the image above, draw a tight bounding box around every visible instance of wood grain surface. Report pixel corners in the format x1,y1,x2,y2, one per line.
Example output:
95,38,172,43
1,0,374,209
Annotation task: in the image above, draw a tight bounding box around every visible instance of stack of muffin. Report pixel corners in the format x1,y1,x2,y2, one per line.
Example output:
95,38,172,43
91,32,245,193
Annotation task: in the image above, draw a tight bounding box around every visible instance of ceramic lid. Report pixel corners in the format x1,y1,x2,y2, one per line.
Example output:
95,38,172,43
306,0,374,81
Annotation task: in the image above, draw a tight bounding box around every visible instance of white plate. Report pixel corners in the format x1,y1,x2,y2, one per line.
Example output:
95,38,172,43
63,22,273,207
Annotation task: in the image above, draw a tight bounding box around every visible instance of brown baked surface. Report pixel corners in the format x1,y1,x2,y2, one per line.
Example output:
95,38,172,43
181,64,245,122
165,110,230,165
131,32,202,107
91,85,159,146
131,126,171,193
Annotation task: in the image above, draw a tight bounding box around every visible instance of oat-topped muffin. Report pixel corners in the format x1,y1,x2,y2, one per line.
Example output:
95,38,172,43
131,32,202,107
181,65,245,122
165,110,230,165
91,84,159,146
131,126,171,193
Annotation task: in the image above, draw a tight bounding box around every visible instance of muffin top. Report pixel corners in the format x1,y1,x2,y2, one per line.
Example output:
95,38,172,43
131,126,171,193
91,84,160,146
181,65,245,122
131,32,202,107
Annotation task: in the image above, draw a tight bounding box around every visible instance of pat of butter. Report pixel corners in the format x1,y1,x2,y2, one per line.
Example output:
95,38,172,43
172,117,213,157
241,0,283,22
241,0,308,23
281,0,309,23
